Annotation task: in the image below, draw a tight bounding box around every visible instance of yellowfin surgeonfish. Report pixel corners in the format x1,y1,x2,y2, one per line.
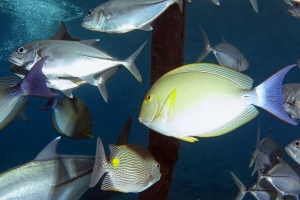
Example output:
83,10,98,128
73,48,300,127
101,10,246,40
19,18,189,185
89,137,161,193
139,63,297,142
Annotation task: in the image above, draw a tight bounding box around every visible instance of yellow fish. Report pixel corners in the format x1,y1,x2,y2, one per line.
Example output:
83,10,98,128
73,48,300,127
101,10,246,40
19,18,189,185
139,63,297,142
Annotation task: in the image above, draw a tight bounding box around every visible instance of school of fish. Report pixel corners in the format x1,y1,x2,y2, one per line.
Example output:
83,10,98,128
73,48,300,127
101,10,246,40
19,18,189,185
1,0,300,199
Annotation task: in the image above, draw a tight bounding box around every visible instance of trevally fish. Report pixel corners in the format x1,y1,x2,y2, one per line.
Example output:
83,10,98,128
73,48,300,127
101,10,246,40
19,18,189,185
285,138,300,165
197,29,249,71
8,39,146,101
0,136,95,200
139,63,297,142
81,0,182,33
231,172,278,200
40,95,93,140
282,84,300,122
0,57,57,130
257,158,300,200
89,137,161,193
249,126,284,176
286,1,300,18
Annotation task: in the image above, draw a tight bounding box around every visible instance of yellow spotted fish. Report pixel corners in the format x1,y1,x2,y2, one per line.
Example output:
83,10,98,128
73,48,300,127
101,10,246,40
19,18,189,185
139,63,297,142
89,137,161,193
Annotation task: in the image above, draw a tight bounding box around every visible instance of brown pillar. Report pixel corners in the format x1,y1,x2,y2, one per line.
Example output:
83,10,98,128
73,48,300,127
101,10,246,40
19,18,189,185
138,1,186,200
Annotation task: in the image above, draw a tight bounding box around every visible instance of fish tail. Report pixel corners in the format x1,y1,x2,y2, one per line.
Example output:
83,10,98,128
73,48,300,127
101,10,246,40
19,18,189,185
173,0,183,12
254,64,297,126
89,137,109,188
197,28,212,62
250,0,258,13
20,57,58,98
38,96,57,110
210,0,220,5
124,40,147,84
230,172,247,200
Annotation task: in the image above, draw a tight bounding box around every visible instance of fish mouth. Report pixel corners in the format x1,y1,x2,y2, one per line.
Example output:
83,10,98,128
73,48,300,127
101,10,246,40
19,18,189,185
285,146,299,164
288,7,300,17
8,56,23,66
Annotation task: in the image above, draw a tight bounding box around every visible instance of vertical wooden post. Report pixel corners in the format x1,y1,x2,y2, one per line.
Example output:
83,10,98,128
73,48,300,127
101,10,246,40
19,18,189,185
138,1,186,200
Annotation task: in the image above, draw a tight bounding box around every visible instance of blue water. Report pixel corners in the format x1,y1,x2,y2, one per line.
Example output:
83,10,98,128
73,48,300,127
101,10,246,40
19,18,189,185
0,0,299,199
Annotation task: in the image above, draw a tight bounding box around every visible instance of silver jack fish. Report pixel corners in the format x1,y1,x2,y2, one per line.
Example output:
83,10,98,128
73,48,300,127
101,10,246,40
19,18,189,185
39,95,93,140
287,1,300,18
139,63,297,142
89,137,161,193
231,172,278,200
257,158,300,200
285,138,300,165
0,137,95,200
0,57,57,130
282,83,300,123
197,29,249,71
8,39,146,102
249,126,284,176
81,0,182,33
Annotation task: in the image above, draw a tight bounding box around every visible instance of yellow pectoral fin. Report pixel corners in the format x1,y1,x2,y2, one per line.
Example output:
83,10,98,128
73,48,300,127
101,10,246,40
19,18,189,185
158,89,177,122
174,136,199,142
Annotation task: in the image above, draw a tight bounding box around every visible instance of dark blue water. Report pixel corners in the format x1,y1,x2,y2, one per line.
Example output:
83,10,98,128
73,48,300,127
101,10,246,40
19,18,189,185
0,0,299,199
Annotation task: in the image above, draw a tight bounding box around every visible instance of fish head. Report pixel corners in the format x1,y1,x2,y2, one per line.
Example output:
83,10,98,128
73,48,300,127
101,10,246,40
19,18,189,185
9,43,42,67
143,162,161,190
81,3,107,32
239,58,249,71
288,3,300,19
285,138,300,165
139,93,159,126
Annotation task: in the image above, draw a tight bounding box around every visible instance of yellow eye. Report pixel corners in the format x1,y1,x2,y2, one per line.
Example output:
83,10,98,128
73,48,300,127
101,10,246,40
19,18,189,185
145,94,152,102
112,158,120,167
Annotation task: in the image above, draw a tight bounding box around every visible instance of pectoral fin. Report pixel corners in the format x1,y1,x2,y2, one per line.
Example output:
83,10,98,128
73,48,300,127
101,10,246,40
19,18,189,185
158,89,177,122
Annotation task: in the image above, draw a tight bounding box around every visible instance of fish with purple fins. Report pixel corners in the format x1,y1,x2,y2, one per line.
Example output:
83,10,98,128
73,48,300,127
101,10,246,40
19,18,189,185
81,0,182,33
0,57,57,130
139,63,297,142
197,29,249,72
249,126,284,176
89,137,161,193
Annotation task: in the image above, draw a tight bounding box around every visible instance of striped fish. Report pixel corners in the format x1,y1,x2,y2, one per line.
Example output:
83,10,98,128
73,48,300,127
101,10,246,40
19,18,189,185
89,137,161,193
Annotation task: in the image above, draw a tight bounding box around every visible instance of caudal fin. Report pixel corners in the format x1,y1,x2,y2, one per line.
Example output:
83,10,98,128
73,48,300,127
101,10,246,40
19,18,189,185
210,0,220,5
197,28,212,62
254,64,297,126
20,57,58,98
89,137,108,188
124,41,147,84
230,172,247,200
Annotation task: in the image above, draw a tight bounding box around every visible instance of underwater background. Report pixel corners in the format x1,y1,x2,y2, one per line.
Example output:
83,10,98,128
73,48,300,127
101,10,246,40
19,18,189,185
0,0,299,199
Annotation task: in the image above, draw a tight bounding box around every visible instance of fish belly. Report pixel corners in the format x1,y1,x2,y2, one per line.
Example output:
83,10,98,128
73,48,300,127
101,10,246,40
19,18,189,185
151,72,249,138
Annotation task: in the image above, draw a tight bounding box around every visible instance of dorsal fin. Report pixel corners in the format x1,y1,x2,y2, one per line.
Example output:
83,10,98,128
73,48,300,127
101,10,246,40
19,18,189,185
35,136,61,160
116,114,132,145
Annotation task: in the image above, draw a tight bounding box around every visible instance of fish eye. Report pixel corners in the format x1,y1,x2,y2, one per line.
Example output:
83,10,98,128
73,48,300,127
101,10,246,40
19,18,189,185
295,2,300,8
295,141,300,148
156,163,160,170
87,10,93,16
145,94,152,101
17,46,27,54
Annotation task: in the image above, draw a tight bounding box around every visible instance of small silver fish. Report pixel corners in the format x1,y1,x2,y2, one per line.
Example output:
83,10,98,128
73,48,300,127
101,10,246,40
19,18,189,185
89,137,161,193
282,83,300,122
0,137,95,200
0,57,57,130
231,172,278,200
287,1,300,18
258,158,300,200
197,29,249,71
249,126,284,175
285,138,300,165
81,0,182,33
40,96,93,140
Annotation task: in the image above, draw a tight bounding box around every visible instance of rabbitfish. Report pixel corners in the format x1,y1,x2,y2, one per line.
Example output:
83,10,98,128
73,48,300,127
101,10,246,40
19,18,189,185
139,63,296,142
89,138,161,193
81,0,182,33
197,29,249,71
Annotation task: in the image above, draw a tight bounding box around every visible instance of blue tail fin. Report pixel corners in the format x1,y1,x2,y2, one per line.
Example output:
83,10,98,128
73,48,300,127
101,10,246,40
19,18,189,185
20,57,58,98
254,64,297,125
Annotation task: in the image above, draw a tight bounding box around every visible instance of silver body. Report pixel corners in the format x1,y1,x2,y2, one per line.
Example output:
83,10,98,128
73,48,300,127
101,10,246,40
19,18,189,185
81,0,182,33
248,179,278,200
283,84,300,122
285,138,300,165
0,137,95,200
